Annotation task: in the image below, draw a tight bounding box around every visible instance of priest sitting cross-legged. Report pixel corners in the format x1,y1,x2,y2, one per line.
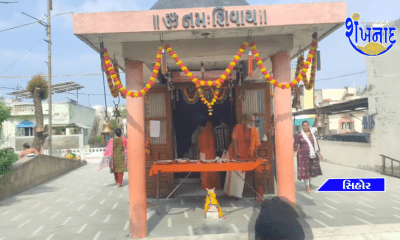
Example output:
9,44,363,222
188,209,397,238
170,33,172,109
224,114,261,199
198,121,221,190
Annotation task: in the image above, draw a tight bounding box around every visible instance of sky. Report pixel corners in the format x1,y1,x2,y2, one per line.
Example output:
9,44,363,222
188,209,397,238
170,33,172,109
0,0,399,109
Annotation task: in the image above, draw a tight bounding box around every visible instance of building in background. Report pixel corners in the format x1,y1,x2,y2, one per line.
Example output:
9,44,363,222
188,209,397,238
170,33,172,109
363,19,400,167
1,99,95,152
314,87,365,135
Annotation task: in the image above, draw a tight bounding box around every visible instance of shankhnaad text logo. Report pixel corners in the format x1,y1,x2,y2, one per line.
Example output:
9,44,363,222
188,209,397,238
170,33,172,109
346,13,396,56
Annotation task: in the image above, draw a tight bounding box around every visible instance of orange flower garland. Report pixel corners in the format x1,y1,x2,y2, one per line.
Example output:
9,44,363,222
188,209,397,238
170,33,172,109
250,33,318,90
305,51,317,90
103,53,119,98
165,42,248,115
102,47,163,98
113,62,126,99
183,88,199,103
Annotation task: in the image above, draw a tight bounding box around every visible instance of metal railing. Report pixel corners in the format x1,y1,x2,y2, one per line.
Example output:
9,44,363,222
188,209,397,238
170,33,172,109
381,154,400,178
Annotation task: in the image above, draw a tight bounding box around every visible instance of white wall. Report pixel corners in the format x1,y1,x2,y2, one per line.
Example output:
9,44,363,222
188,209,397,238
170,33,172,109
319,140,377,171
365,19,400,162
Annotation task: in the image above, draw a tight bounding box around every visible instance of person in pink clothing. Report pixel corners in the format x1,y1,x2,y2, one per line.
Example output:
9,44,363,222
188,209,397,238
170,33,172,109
99,128,128,187
19,143,38,159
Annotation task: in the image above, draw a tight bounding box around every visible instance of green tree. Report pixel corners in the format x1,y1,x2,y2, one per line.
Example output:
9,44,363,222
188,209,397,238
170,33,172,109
119,105,126,118
27,75,49,152
0,149,18,175
0,97,12,137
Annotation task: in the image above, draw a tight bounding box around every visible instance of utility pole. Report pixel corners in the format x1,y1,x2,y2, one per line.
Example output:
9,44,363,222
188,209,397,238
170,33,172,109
47,0,52,156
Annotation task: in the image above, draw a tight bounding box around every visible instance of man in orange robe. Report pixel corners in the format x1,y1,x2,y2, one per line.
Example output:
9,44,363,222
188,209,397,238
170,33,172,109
198,121,221,190
225,114,261,198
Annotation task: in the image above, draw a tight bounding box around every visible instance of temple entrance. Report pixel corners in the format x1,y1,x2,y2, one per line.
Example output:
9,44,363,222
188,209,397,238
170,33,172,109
172,84,236,196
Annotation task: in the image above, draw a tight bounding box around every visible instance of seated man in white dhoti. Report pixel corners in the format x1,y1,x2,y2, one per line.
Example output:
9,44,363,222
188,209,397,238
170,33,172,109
224,114,261,198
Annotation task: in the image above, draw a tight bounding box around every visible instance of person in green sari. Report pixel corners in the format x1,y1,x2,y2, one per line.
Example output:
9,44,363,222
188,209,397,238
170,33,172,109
99,128,128,187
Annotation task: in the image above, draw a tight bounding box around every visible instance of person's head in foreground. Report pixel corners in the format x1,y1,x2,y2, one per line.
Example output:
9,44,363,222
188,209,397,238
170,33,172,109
114,128,122,137
255,196,306,240
301,121,310,133
23,143,30,149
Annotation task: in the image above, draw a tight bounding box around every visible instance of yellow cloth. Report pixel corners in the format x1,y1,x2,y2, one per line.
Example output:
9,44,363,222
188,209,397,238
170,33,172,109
204,190,223,218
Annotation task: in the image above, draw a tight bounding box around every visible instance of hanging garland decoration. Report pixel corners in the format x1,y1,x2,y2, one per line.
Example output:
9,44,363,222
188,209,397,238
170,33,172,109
145,95,151,156
214,88,229,105
165,42,248,115
305,51,317,90
112,60,126,99
161,43,167,75
293,54,303,92
248,48,253,77
182,87,199,105
103,53,119,98
250,32,318,90
102,47,163,98
270,87,273,98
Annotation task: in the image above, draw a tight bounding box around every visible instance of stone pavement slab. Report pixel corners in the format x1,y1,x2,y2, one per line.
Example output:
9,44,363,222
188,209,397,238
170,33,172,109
2,159,400,239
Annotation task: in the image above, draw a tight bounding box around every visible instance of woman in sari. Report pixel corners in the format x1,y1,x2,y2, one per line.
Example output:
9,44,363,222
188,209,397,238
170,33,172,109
198,121,221,190
293,121,323,194
99,128,128,187
224,114,261,198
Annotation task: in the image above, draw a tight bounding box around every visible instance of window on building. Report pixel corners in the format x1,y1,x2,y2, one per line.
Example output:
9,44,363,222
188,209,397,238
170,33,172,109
300,85,304,96
341,122,354,131
22,127,33,136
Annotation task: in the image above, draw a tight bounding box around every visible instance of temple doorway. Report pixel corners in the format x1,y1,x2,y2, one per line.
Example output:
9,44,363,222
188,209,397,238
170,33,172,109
172,84,236,196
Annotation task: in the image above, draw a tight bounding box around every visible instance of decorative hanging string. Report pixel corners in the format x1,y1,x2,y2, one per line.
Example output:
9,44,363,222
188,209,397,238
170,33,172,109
165,42,248,115
100,33,317,100
103,53,119,98
161,45,166,76
248,48,253,77
145,95,151,156
112,58,126,99
250,32,318,89
182,87,199,104
102,47,162,98
305,49,317,90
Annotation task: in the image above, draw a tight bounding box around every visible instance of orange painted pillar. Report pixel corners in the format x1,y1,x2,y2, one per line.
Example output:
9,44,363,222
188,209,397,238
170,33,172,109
125,60,147,239
272,51,296,204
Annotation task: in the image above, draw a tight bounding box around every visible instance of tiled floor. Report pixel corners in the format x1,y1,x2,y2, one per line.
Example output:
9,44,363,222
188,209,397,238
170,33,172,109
1,158,400,239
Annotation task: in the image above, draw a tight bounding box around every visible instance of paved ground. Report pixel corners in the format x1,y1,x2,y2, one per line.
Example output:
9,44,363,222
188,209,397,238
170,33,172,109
1,158,400,240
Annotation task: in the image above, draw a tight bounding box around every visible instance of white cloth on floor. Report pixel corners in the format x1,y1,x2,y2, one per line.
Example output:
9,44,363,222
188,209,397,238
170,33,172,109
224,171,246,198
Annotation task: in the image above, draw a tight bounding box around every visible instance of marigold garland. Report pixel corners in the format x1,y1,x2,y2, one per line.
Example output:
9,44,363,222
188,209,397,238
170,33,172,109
165,42,248,115
113,62,126,99
103,53,119,98
101,33,317,105
145,95,151,155
250,32,318,90
102,47,162,98
182,88,199,104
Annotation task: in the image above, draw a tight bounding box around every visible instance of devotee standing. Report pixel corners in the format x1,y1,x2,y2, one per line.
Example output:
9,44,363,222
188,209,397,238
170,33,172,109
224,114,261,198
99,128,128,187
293,121,323,194
19,143,38,159
198,121,220,190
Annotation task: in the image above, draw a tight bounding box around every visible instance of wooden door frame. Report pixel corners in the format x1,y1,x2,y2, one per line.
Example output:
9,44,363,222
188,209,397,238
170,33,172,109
145,84,175,198
235,81,274,194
